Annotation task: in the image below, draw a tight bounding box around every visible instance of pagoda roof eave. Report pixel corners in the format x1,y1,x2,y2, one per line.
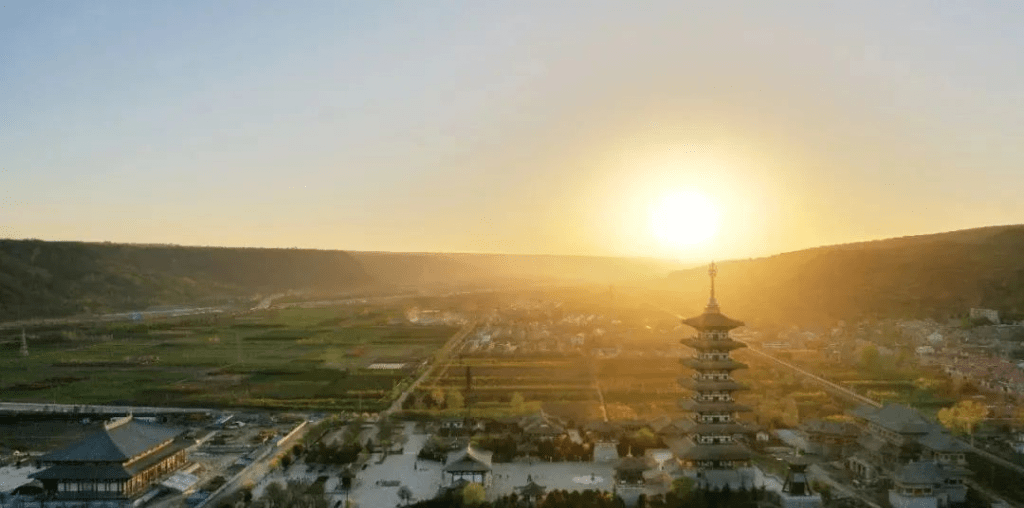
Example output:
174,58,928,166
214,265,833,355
680,358,748,371
679,400,753,412
680,338,747,351
677,378,749,392
682,312,745,331
681,421,755,434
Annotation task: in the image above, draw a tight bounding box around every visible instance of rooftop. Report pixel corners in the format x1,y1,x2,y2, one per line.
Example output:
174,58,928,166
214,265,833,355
851,403,939,435
39,416,183,463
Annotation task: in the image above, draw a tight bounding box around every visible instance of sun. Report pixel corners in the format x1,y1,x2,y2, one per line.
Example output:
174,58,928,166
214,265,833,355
649,191,720,249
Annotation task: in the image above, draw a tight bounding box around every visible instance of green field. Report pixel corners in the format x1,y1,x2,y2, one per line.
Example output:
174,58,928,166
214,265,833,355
0,306,459,412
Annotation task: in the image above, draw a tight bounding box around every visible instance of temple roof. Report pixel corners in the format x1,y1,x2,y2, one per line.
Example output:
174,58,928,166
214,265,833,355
850,403,940,435
680,337,746,352
680,421,755,435
444,445,493,473
32,464,133,480
680,358,748,371
520,411,566,436
39,416,182,463
682,312,745,331
518,477,547,497
799,419,860,437
677,378,749,392
893,461,972,485
679,400,752,413
615,454,655,472
919,431,972,453
674,440,752,461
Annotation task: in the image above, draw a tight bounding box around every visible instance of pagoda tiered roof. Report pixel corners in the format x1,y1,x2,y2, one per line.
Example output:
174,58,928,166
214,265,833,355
677,378,749,392
678,399,752,413
680,337,747,351
679,420,755,435
680,358,748,371
682,312,745,330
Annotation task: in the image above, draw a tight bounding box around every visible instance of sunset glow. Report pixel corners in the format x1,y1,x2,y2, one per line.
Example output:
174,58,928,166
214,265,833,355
649,191,720,249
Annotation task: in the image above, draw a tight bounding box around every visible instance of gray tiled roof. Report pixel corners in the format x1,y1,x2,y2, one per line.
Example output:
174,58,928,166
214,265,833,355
682,311,745,330
800,419,860,437
32,464,132,480
40,417,182,463
444,445,493,473
851,403,939,435
892,461,974,485
919,432,972,453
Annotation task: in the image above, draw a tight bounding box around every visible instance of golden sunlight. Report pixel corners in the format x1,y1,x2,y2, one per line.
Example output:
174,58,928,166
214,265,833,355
649,191,720,248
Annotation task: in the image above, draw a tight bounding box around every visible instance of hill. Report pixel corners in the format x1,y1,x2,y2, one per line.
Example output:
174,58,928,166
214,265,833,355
0,241,372,321
350,251,680,287
658,225,1024,326
0,240,682,322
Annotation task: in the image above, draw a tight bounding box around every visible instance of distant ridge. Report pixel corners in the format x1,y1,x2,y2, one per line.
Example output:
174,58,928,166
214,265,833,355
0,240,372,321
0,240,681,322
659,225,1024,325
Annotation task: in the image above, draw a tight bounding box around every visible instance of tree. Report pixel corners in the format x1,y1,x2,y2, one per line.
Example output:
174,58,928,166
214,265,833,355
938,399,988,446
446,389,464,410
397,485,413,505
430,387,446,407
462,483,486,506
672,477,696,498
860,345,880,372
510,392,525,413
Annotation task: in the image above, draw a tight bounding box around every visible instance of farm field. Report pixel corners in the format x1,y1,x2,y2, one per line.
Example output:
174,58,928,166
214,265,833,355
0,306,460,412
407,354,604,421
406,351,692,423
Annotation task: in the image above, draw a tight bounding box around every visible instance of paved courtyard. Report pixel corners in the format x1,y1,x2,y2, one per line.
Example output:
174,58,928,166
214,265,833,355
489,461,617,501
251,423,780,508
0,465,43,494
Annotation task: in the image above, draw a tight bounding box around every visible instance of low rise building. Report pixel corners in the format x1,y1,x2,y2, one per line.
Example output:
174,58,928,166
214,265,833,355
888,461,969,508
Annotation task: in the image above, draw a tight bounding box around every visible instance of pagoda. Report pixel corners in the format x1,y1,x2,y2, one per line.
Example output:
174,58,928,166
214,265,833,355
677,262,752,471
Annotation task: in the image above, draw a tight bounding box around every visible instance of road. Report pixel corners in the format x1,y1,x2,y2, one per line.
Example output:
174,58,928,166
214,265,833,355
198,421,311,508
0,401,210,415
383,319,478,416
745,346,882,408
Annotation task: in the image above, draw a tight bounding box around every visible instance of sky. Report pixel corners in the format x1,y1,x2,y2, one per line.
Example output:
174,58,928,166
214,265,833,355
3,2,1024,261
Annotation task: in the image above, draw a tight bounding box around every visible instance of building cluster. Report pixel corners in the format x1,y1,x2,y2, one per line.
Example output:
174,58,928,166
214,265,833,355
784,402,978,508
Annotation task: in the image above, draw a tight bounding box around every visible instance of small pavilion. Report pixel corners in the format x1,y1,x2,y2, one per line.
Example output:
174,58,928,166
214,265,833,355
443,445,493,487
516,475,547,506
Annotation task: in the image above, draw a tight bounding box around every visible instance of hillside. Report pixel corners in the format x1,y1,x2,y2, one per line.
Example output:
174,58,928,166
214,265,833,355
351,251,681,287
658,225,1024,326
0,240,681,322
0,241,372,321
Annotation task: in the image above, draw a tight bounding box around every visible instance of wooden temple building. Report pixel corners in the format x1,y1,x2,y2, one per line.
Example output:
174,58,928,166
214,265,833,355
30,416,192,504
443,445,493,487
676,263,753,475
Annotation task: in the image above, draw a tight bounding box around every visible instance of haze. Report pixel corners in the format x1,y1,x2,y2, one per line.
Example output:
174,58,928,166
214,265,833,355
3,2,1024,260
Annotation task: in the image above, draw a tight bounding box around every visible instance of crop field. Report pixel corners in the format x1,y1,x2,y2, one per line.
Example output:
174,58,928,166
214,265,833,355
408,351,690,423
0,306,459,412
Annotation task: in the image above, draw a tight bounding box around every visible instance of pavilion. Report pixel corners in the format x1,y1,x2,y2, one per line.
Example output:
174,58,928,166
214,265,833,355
443,445,493,487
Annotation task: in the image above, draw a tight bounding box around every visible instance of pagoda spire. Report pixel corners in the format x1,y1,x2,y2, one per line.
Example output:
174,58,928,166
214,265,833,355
705,261,720,313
